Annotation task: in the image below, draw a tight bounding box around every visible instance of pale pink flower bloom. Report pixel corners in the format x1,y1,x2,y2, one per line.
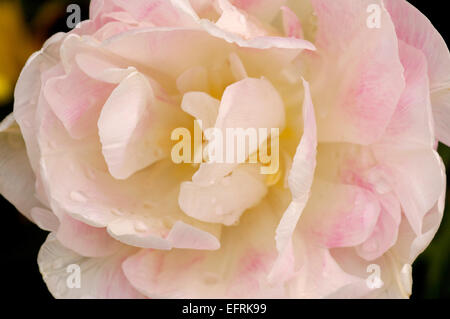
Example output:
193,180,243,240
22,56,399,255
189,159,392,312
1,0,448,298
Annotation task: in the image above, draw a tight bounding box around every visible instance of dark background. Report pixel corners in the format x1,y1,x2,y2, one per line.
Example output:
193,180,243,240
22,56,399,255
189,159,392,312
0,0,448,299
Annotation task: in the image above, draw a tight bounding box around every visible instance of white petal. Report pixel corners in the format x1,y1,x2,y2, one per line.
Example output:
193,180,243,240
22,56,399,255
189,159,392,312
270,79,317,283
181,91,220,130
31,207,59,232
98,71,186,179
179,165,268,225
38,234,143,299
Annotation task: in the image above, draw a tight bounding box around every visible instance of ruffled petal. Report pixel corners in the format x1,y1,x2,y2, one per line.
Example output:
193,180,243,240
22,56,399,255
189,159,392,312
56,213,123,257
14,32,65,173
231,0,286,23
98,71,186,179
307,0,404,145
112,0,198,28
30,207,59,232
372,147,445,236
44,63,115,140
269,79,317,283
300,181,381,249
281,5,304,38
123,197,286,298
291,243,371,298
379,41,434,148
385,0,450,146
215,0,270,39
355,193,401,261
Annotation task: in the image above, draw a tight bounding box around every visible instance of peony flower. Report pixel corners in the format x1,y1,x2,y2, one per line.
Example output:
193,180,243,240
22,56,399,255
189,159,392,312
1,0,449,298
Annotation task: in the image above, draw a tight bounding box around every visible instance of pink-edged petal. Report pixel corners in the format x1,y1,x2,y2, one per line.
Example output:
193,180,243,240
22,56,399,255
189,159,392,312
56,213,123,258
112,0,198,28
231,0,286,23
216,0,270,39
201,18,315,50
38,234,144,299
90,0,198,30
104,27,311,88
123,198,286,298
356,193,401,261
44,63,115,140
393,171,446,265
270,79,317,283
384,0,450,86
185,0,220,19
384,0,450,146
329,247,410,298
169,1,315,51
92,20,138,42
281,6,303,38
372,146,445,236
308,0,404,145
31,207,59,232
75,53,137,84
291,242,370,298
379,41,434,148
300,181,380,248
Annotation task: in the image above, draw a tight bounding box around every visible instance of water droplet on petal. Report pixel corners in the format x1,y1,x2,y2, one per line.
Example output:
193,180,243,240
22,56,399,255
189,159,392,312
111,208,124,216
134,221,148,233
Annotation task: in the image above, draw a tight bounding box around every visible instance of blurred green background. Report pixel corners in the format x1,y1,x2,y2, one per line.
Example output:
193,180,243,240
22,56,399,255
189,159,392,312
0,0,448,299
